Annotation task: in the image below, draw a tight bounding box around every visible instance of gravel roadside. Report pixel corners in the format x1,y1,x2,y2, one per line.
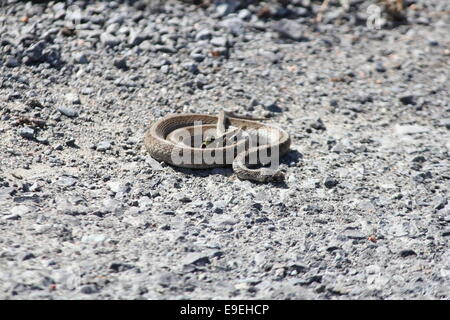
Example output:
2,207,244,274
0,0,449,299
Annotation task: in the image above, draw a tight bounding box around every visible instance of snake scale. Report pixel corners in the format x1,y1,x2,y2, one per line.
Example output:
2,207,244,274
144,112,291,182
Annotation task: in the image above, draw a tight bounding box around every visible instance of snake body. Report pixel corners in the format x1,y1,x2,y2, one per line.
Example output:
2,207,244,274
144,113,291,182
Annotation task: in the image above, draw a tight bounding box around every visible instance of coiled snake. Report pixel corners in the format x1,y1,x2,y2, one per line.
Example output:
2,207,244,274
144,111,291,182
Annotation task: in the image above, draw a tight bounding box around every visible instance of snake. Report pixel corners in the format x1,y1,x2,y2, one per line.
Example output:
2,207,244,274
144,111,291,182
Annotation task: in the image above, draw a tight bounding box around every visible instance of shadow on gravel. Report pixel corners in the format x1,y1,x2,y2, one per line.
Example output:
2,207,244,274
170,149,303,187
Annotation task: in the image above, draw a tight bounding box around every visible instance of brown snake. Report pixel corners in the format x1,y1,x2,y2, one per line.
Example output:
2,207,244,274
144,111,291,182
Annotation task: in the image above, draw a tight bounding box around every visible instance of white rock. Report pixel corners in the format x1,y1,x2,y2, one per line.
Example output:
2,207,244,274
65,92,81,104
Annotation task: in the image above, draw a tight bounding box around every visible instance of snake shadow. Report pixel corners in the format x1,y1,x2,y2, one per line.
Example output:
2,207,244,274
171,149,303,188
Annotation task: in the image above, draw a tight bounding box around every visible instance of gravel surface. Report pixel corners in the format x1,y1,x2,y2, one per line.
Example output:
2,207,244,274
0,0,449,299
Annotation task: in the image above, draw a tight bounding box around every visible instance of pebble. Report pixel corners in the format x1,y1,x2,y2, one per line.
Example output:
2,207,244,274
264,101,282,113
182,253,210,266
2,213,21,220
375,62,387,73
128,30,146,46
73,52,88,64
81,234,107,244
238,9,252,21
324,176,339,188
100,32,120,47
24,40,46,63
57,106,78,118
216,1,239,17
210,37,228,47
219,17,245,36
57,176,78,188
274,19,307,41
139,40,153,51
10,205,30,216
344,229,366,240
394,124,429,135
190,51,205,62
81,285,98,294
399,94,416,105
96,140,112,151
5,56,19,68
65,92,81,105
113,56,128,70
399,249,417,258
195,29,212,41
18,127,35,139
107,181,130,193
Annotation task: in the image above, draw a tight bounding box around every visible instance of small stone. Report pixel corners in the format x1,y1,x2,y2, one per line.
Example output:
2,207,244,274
157,272,174,287
128,30,146,46
58,106,78,118
215,215,239,226
73,52,88,64
375,62,386,73
344,229,366,240
21,253,36,261
219,17,245,36
265,101,282,113
18,127,35,139
311,118,326,131
331,143,345,153
399,94,416,105
399,249,417,258
413,171,432,183
274,19,307,41
65,92,81,105
213,200,227,214
216,1,239,17
107,181,130,193
100,32,120,47
96,140,112,151
395,124,428,135
439,119,450,130
182,252,210,266
5,56,19,68
102,198,123,214
109,262,135,272
139,40,153,51
195,29,212,41
153,45,177,54
210,37,228,47
254,252,266,266
412,156,426,163
27,99,44,109
29,182,42,192
366,265,381,274
10,205,30,216
113,56,128,70
57,176,78,188
238,9,252,21
2,213,21,220
324,176,339,188
178,195,192,203
65,139,77,148
182,62,199,74
190,51,205,63
81,285,98,294
24,40,46,63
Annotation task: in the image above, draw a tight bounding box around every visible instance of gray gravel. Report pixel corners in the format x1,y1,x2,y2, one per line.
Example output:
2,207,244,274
0,0,449,300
